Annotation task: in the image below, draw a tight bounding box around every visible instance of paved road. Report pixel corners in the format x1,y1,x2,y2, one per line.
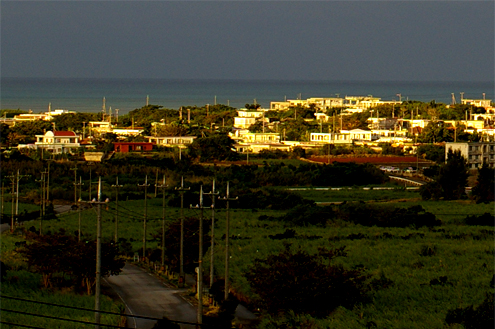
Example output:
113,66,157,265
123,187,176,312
105,263,197,329
0,223,9,233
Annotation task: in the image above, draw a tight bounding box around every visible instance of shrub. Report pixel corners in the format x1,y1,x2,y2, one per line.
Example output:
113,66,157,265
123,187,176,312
465,213,495,226
337,204,441,228
445,293,494,329
279,205,335,226
245,245,369,317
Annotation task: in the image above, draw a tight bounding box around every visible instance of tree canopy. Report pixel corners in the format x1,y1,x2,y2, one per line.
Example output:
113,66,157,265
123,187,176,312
420,149,469,200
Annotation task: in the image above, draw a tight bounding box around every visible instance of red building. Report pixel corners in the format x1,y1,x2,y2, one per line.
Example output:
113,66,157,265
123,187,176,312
114,142,154,153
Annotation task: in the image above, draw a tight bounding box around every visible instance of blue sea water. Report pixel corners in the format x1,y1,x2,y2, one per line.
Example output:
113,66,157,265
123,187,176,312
1,78,493,115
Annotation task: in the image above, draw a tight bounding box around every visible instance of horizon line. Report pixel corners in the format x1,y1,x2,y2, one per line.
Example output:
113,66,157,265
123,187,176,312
2,77,493,84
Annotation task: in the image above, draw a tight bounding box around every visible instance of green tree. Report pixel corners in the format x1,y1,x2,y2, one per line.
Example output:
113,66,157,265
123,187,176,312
155,123,188,137
245,103,261,110
122,105,177,127
52,112,98,132
245,245,369,317
418,121,453,143
471,163,495,203
187,134,238,161
163,216,210,273
420,149,469,200
417,144,445,163
8,120,52,145
21,231,124,294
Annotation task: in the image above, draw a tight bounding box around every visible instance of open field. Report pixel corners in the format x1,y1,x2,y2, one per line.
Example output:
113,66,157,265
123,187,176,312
18,192,494,328
288,186,421,203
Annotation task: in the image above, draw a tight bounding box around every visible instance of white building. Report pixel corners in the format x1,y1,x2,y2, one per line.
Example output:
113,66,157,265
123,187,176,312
445,142,495,169
31,131,80,154
146,136,196,147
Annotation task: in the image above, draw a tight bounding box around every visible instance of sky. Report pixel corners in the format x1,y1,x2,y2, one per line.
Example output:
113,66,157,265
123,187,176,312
1,1,494,82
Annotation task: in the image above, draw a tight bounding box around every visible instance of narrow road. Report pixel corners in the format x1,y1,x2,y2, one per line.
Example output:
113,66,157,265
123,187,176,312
105,263,197,329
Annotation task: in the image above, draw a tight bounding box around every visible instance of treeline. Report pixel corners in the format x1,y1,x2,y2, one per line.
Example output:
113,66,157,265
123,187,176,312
260,204,441,228
2,150,388,204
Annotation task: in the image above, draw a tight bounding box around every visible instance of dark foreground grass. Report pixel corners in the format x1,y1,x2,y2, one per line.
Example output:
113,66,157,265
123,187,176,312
1,234,125,329
19,197,495,329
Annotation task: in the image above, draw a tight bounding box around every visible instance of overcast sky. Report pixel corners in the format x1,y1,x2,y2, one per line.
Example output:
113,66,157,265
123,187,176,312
2,1,493,81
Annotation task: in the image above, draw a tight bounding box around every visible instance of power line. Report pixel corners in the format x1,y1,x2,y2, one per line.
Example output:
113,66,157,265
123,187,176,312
0,308,125,328
0,295,219,327
0,321,47,329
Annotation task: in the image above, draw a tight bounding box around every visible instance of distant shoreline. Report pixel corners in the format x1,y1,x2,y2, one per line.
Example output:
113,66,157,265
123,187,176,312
2,78,493,114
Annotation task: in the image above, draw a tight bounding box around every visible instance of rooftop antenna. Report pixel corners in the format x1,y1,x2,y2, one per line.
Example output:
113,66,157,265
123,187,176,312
483,93,486,100
451,93,456,105
146,95,149,106
102,97,106,121
460,92,464,101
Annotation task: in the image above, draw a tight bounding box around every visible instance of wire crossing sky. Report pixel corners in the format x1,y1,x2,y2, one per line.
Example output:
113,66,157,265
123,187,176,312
1,1,493,82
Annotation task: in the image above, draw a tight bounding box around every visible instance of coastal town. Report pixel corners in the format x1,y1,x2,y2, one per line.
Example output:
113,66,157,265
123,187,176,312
2,93,494,170
1,92,494,329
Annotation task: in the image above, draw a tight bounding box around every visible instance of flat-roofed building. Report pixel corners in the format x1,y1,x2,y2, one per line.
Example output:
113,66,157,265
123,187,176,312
461,98,492,108
445,142,495,169
146,135,196,147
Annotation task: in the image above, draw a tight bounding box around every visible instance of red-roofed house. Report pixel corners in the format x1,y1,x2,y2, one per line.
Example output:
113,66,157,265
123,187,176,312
33,130,81,154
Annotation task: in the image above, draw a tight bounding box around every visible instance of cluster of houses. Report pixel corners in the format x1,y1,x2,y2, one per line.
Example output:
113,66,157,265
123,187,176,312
8,94,495,169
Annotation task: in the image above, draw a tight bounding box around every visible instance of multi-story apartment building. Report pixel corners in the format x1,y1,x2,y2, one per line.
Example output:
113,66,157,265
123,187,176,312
445,142,495,169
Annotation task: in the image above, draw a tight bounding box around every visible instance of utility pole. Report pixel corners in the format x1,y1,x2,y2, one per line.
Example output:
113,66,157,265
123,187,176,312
191,186,205,327
1,182,4,224
219,182,238,301
154,169,159,197
111,177,123,243
7,173,15,232
13,170,30,228
37,170,48,235
47,162,50,202
203,180,219,288
138,176,150,260
88,162,95,201
70,166,78,205
155,175,168,267
90,177,108,329
75,177,84,242
175,176,190,286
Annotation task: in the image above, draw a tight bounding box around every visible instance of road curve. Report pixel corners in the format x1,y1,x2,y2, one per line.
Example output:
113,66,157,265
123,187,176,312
105,263,197,329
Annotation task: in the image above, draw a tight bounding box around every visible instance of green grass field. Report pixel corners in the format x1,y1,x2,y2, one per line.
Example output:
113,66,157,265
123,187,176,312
13,192,495,328
289,186,421,203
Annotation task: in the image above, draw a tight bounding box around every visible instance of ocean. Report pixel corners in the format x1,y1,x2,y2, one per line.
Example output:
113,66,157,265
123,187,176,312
1,78,493,115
